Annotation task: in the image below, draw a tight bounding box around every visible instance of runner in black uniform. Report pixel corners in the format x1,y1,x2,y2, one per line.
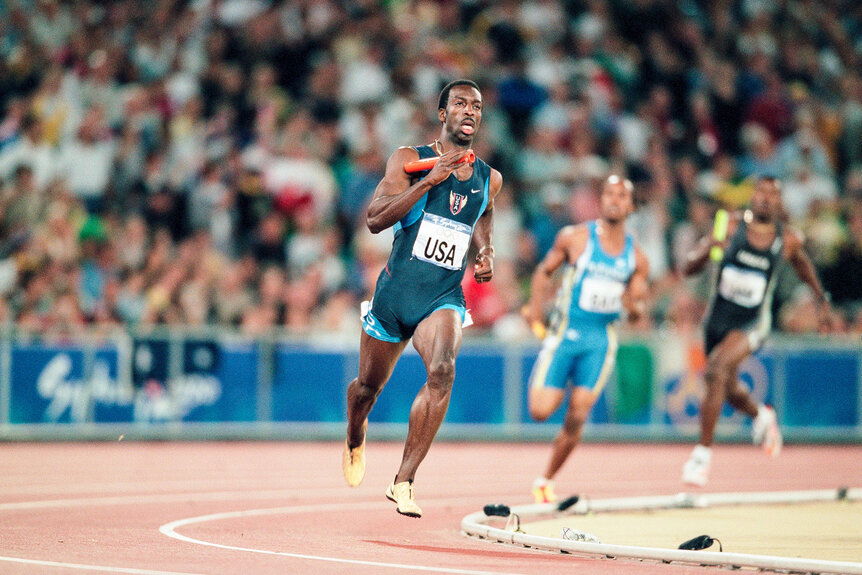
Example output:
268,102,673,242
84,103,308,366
681,176,834,486
342,80,503,517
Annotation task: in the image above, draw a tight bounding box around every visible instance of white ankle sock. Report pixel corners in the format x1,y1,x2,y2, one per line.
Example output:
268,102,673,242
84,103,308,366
692,444,712,461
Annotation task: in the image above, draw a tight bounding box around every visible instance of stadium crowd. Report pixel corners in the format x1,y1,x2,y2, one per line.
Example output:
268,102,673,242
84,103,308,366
0,0,860,341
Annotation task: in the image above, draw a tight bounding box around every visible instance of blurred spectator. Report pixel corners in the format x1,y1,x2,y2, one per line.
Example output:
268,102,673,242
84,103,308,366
746,69,793,143
737,122,780,179
626,175,671,282
249,212,287,268
840,74,862,171
0,114,56,190
2,165,48,236
776,107,835,181
823,206,862,310
57,107,116,213
782,166,838,223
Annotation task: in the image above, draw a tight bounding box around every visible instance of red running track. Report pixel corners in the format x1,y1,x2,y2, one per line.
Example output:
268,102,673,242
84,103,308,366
0,441,859,575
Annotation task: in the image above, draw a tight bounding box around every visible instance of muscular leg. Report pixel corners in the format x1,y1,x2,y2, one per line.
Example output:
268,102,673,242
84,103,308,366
726,381,759,418
541,386,597,481
528,386,566,422
346,331,408,448
699,331,754,446
394,308,462,483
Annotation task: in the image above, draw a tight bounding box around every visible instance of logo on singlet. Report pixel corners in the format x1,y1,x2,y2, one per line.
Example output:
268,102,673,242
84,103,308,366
736,250,770,270
449,191,467,215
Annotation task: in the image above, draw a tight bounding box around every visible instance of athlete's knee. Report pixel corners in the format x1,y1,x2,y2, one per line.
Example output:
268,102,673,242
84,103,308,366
703,355,729,389
529,402,552,422
427,356,456,386
352,377,384,403
562,410,587,435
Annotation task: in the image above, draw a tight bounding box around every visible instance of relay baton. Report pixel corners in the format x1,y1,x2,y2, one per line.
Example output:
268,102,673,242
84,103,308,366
404,151,475,174
710,209,729,262
521,305,547,339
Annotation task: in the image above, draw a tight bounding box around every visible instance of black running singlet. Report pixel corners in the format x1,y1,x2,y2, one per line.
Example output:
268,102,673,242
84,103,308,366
703,214,783,353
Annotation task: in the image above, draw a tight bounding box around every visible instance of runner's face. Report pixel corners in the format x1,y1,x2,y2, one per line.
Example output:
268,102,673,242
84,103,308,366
751,180,782,220
440,85,482,145
600,181,633,223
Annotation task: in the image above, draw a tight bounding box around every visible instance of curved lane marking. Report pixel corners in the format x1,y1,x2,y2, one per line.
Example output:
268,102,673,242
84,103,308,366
0,490,523,575
159,501,524,575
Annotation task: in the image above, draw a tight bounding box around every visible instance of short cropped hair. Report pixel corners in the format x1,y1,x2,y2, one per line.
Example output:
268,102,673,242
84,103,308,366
758,174,781,187
606,174,634,193
438,79,481,111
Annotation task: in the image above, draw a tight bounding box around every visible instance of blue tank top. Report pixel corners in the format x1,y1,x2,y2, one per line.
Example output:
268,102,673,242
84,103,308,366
553,221,636,332
378,145,491,301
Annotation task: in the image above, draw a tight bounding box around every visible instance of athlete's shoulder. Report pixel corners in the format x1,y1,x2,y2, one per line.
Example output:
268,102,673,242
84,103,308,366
488,166,502,197
560,222,591,239
781,223,805,251
555,223,590,253
390,146,421,163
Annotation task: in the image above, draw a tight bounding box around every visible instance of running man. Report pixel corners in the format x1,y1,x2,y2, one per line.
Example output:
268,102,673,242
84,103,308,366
342,80,502,517
681,175,834,486
523,175,649,503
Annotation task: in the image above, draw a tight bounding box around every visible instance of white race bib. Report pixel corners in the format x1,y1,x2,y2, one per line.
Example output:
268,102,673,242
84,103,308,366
578,276,625,313
412,213,472,270
718,265,767,308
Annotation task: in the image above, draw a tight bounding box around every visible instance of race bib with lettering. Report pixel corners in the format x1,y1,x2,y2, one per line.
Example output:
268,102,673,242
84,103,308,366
578,276,625,314
412,213,472,270
718,265,767,308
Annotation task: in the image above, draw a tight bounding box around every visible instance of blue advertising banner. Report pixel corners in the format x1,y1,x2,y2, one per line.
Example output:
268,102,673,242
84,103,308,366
11,346,87,423
180,339,222,422
90,346,131,423
783,350,858,426
272,345,348,422
11,344,130,424
215,343,258,422
446,348,505,424
131,337,255,423
10,339,259,424
5,335,860,434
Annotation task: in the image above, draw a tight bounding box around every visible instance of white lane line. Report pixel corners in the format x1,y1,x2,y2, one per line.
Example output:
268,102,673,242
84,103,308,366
159,500,525,575
0,486,523,512
0,555,208,575
0,478,294,496
0,491,524,574
0,488,343,511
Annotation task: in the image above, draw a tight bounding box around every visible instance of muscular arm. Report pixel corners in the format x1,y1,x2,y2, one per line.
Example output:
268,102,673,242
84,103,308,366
784,227,836,331
523,226,587,332
784,228,828,304
471,168,503,283
365,147,472,234
623,246,651,323
683,213,739,276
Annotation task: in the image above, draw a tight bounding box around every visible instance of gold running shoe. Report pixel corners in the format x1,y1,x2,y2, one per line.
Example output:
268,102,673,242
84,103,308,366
342,421,367,487
385,480,422,518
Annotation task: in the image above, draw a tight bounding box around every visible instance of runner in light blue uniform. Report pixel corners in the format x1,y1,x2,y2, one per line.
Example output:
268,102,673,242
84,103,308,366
531,219,636,394
523,175,650,503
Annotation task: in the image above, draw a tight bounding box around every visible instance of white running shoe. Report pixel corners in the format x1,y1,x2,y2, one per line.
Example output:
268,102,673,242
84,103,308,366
531,477,557,503
682,445,712,487
753,405,782,458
